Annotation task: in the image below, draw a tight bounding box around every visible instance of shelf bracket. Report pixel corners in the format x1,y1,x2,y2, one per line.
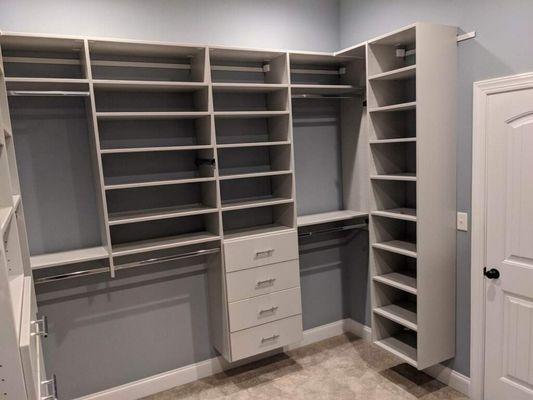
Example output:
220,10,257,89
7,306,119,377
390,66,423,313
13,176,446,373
457,31,476,43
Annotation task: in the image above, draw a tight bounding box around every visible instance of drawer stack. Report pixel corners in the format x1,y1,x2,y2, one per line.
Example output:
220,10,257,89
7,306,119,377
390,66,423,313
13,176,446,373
210,230,303,362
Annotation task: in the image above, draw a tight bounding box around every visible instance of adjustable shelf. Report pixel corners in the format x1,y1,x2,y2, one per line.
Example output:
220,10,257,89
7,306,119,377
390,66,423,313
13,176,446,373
217,141,289,149
372,240,417,258
30,246,110,270
104,176,215,190
214,110,289,118
297,210,367,227
108,205,218,225
290,84,361,96
369,23,457,370
97,111,210,120
223,224,294,241
218,170,292,181
92,80,208,91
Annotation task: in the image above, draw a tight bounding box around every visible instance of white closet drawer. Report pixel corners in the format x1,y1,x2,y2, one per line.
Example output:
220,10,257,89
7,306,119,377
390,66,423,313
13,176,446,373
19,276,42,400
223,230,298,273
226,259,300,302
230,314,303,361
228,287,301,332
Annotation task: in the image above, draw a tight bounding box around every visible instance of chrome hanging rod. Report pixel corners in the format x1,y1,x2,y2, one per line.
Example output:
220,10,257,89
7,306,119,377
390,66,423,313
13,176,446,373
292,94,356,100
298,222,368,238
34,247,220,284
8,90,90,97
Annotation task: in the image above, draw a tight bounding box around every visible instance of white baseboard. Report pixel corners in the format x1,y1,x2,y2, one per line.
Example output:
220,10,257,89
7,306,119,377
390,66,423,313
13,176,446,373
77,319,469,400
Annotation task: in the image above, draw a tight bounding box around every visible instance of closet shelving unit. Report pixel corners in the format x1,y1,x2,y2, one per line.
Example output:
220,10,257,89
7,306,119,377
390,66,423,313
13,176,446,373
290,48,369,228
210,47,297,239
367,23,457,369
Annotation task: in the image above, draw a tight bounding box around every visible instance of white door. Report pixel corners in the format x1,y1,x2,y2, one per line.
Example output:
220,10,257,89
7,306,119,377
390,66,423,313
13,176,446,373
484,86,533,399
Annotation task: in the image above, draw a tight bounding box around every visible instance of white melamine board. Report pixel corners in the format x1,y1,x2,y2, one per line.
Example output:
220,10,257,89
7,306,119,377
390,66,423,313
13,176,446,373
30,246,109,269
92,80,208,91
372,240,417,258
374,301,417,331
217,141,290,149
415,22,457,370
111,232,220,256
97,111,211,120
369,65,417,81
369,101,416,113
290,84,359,95
108,205,218,226
221,197,293,212
375,334,417,367
369,137,416,144
212,83,288,92
370,173,416,182
371,208,417,222
373,272,417,295
297,210,367,227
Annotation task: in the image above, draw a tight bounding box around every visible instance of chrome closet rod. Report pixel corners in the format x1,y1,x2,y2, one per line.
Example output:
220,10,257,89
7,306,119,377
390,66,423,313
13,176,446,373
34,247,220,284
8,90,91,97
298,222,368,238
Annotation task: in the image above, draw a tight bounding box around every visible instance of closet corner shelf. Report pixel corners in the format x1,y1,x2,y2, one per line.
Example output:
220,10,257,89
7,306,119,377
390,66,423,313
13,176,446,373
368,65,416,81
223,224,294,241
374,334,417,368
290,84,361,95
373,302,418,331
96,111,211,120
221,197,293,212
369,137,416,144
216,141,290,149
214,111,289,119
368,102,417,113
30,246,110,270
372,240,417,259
111,232,221,257
108,205,218,225
0,205,14,234
211,83,288,92
373,272,417,295
92,80,208,91
219,170,292,181
297,210,367,227
370,173,417,182
371,208,417,222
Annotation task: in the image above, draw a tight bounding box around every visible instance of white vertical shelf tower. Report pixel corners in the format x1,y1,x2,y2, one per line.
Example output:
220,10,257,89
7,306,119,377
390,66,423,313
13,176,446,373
367,23,457,369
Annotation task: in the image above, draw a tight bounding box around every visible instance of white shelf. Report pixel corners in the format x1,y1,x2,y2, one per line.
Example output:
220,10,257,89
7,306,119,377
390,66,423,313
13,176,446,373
9,274,24,337
108,205,218,225
112,232,220,257
297,210,367,227
217,141,290,149
372,240,417,258
290,84,361,95
221,197,293,212
370,173,416,182
96,111,210,120
369,137,416,144
212,83,287,92
0,206,14,234
374,333,417,368
374,302,417,331
30,246,110,270
214,111,289,118
224,224,294,241
218,170,292,181
368,101,417,113
100,145,212,154
372,208,417,222
92,80,208,91
368,65,416,81
104,177,215,190
373,272,417,295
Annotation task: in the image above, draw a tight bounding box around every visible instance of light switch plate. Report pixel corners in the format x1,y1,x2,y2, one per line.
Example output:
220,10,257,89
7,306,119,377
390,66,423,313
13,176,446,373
457,212,468,231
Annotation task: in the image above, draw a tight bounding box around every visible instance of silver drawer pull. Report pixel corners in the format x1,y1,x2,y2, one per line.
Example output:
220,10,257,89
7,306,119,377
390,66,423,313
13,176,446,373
259,306,278,315
32,315,48,338
41,374,58,400
256,278,276,287
255,249,274,258
261,334,280,343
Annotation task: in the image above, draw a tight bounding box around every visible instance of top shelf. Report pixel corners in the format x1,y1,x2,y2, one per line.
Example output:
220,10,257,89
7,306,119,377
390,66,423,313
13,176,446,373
297,210,367,227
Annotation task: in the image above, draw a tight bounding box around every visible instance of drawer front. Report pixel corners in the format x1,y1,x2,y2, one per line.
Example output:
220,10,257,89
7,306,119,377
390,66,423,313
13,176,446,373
226,259,300,302
224,230,298,273
19,276,42,400
230,315,303,361
228,287,302,332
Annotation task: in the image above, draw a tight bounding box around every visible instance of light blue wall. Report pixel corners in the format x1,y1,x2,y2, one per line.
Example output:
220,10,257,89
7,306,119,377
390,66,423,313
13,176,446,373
0,0,340,51
340,0,533,376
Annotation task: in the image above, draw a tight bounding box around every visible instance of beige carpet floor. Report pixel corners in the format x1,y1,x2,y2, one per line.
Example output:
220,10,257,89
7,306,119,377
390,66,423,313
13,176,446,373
143,333,469,399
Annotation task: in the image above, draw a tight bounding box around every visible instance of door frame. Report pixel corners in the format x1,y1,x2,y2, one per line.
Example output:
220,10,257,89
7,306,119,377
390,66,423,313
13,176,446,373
471,71,533,400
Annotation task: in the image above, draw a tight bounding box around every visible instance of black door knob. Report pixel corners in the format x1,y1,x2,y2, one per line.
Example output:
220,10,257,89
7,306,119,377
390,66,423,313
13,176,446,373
484,268,500,280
